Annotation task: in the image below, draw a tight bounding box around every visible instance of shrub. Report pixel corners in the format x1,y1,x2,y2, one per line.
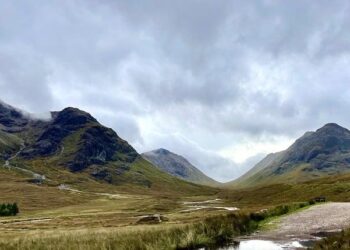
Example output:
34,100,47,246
0,203,19,216
308,200,316,205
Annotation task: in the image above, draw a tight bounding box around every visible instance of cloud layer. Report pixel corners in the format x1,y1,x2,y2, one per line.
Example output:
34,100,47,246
1,0,350,181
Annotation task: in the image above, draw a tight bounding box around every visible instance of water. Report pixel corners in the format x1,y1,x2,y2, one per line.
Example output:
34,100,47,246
217,240,305,250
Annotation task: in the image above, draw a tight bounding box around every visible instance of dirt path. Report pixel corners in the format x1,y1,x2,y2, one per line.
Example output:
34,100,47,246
2,144,47,181
260,202,350,241
58,184,125,199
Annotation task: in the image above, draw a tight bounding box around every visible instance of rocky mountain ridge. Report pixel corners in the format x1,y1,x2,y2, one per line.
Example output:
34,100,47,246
230,123,350,187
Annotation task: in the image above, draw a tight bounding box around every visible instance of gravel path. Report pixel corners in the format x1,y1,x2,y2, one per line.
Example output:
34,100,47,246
260,202,350,241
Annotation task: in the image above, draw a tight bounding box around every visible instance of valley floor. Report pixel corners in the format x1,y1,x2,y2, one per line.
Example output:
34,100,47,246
4,165,350,249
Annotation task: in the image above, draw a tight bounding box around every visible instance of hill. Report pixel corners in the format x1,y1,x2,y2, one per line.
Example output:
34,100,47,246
229,123,350,187
142,148,219,186
0,101,215,199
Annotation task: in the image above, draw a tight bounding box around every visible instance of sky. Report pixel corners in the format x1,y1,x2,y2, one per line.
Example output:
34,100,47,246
1,1,350,182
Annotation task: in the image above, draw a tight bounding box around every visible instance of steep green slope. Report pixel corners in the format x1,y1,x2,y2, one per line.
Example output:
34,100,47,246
142,148,219,186
221,172,350,208
0,130,22,159
229,123,350,188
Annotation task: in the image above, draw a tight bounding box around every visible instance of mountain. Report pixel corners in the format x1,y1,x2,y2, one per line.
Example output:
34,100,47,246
0,101,29,132
0,101,215,195
142,148,219,186
230,123,350,187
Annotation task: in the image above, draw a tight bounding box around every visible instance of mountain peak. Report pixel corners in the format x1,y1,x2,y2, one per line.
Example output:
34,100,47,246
315,123,350,136
154,148,171,155
232,123,350,187
52,107,97,128
142,148,219,186
318,123,347,130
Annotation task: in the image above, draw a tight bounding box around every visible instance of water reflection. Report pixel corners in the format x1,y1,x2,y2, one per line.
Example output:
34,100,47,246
218,240,304,250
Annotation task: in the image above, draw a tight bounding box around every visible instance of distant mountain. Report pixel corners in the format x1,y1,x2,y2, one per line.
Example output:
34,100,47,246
142,148,219,186
230,123,350,187
0,101,214,195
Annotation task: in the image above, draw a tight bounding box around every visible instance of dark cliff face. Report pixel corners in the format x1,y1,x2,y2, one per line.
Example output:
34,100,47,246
51,107,97,128
68,125,137,172
21,107,98,158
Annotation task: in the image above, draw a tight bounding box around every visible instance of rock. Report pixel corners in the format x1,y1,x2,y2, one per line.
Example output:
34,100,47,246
136,214,169,224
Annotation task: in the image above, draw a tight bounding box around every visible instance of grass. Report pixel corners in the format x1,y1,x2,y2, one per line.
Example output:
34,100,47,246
0,203,310,250
0,130,22,157
313,229,350,249
219,172,350,210
0,212,257,250
3,145,350,250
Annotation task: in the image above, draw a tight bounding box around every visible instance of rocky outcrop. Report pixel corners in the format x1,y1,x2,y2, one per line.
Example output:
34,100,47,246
21,107,98,158
68,125,137,172
136,214,169,224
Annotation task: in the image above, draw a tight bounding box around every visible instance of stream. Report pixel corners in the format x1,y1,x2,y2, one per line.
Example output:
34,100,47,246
216,240,308,250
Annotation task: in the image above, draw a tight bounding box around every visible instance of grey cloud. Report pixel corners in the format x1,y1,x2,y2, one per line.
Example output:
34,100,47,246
0,50,53,112
2,0,350,180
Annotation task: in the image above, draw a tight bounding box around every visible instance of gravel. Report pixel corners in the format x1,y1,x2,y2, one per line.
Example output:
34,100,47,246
260,202,350,241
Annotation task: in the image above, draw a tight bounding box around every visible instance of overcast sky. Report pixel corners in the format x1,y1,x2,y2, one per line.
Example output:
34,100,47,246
1,1,350,182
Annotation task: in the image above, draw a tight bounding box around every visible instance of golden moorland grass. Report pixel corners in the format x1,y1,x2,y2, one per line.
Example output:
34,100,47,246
2,162,350,250
0,203,310,250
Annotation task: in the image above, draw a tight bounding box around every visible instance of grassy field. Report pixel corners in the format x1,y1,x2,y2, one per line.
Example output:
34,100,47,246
0,203,310,250
3,158,350,249
219,173,350,209
0,163,319,250
0,214,253,250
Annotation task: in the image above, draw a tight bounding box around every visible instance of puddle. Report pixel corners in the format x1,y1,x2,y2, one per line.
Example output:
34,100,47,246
182,199,239,212
181,205,239,213
183,199,221,205
217,240,305,250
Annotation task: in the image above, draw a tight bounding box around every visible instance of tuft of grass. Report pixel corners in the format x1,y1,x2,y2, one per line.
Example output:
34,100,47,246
313,229,350,250
0,212,258,250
